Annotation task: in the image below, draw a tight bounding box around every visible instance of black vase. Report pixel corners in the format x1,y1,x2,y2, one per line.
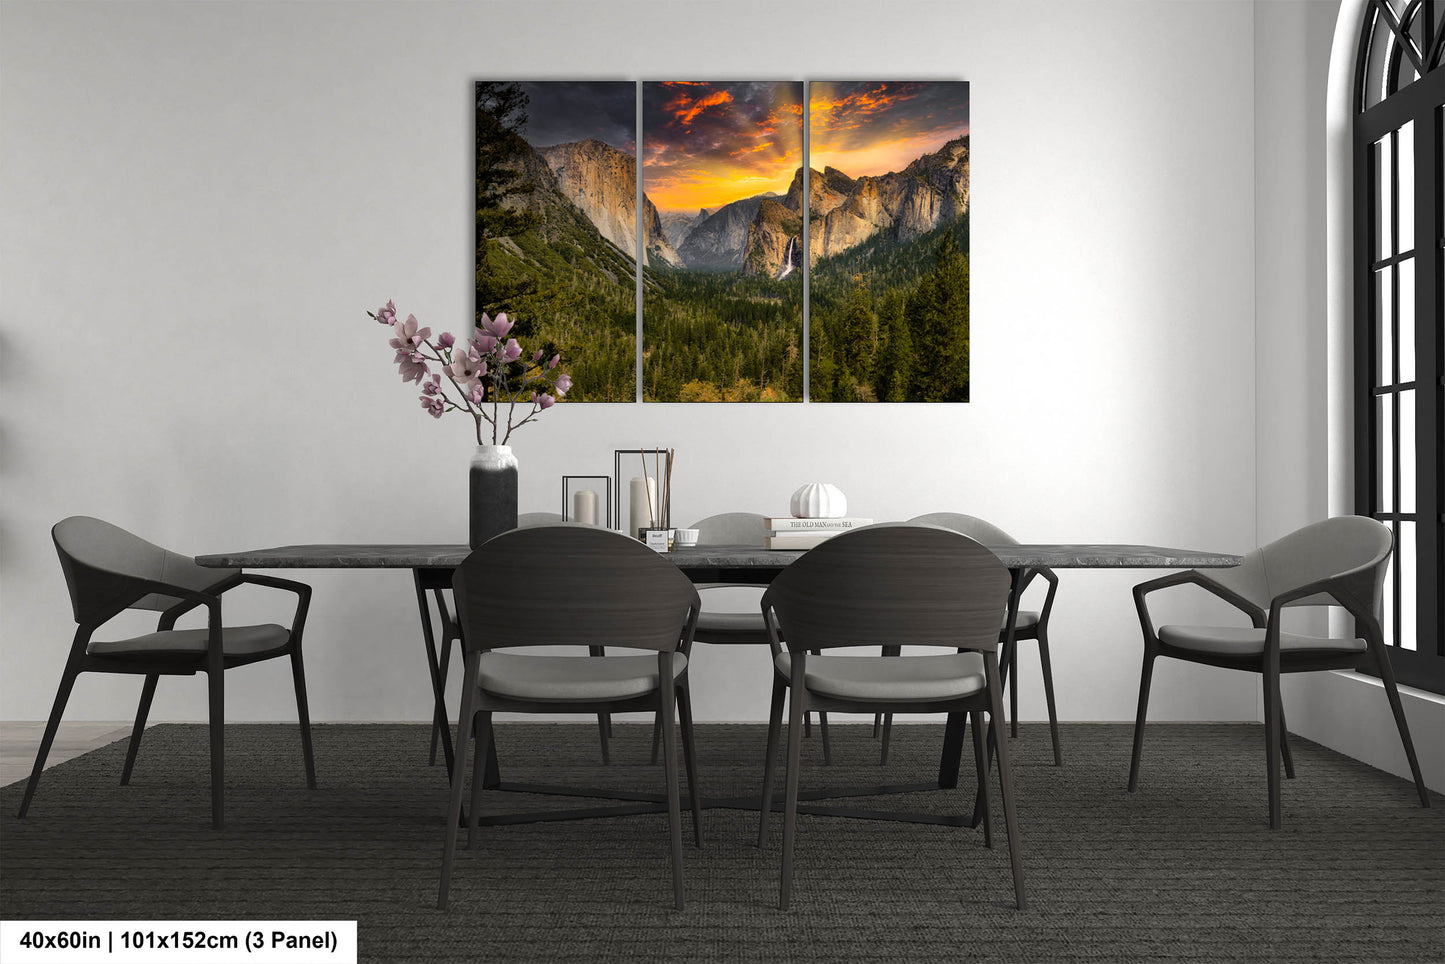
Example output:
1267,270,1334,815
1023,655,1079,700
469,445,518,548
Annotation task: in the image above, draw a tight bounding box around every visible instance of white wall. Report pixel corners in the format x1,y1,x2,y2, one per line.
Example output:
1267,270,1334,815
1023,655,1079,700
1,0,1264,726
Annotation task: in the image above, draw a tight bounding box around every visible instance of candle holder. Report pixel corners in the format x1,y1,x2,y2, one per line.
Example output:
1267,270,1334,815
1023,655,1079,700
613,448,674,538
562,475,612,527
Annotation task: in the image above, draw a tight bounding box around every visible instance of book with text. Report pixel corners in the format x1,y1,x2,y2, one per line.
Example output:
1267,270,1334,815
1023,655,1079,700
763,517,873,531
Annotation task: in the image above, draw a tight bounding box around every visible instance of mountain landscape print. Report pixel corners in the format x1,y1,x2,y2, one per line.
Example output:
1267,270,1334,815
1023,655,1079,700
476,79,969,404
475,81,639,402
807,81,970,402
641,82,804,402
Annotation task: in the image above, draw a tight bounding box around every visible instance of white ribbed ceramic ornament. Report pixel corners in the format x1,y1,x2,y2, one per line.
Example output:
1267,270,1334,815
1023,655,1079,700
790,482,847,519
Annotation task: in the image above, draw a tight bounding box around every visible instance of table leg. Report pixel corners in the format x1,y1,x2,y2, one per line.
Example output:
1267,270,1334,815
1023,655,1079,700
414,570,456,777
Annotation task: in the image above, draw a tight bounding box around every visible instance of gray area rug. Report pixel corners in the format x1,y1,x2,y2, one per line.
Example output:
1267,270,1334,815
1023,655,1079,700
2,722,1441,963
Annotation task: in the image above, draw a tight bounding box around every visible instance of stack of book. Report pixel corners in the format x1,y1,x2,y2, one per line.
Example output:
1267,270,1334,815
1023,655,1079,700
763,516,874,550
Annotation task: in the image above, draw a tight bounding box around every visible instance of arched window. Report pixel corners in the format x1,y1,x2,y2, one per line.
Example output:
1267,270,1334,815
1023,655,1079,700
1353,0,1443,692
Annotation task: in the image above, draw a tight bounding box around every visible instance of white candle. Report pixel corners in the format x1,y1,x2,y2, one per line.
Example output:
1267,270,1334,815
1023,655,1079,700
629,476,657,538
573,489,599,526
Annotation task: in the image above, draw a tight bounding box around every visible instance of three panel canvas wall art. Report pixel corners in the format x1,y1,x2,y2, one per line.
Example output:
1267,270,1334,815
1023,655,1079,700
475,80,969,403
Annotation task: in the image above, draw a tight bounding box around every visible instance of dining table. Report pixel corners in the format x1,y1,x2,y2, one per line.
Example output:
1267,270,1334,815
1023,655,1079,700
197,539,1242,826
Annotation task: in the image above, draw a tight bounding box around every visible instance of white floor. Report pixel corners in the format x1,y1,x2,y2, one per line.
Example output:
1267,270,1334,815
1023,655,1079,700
0,722,134,789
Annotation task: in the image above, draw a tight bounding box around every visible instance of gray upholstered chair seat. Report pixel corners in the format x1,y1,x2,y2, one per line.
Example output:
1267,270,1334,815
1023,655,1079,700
87,623,290,659
479,651,688,702
1158,624,1367,657
774,651,987,702
1007,610,1040,632
695,610,766,635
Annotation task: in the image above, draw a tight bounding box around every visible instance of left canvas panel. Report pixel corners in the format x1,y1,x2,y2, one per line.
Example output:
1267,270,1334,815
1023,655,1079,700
475,81,638,402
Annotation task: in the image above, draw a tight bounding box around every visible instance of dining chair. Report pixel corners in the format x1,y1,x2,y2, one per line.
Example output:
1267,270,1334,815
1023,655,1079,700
19,516,315,830
883,512,1061,766
438,525,703,911
757,524,1024,910
1129,515,1430,827
427,511,623,765
649,511,833,765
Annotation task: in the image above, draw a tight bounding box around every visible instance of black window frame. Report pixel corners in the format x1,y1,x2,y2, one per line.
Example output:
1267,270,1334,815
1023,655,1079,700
1352,0,1444,694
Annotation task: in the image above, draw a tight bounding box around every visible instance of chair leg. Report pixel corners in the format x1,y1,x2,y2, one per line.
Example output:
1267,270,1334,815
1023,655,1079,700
803,711,811,739
817,711,832,766
1037,630,1062,766
878,646,900,764
970,709,992,849
439,654,480,910
758,678,787,847
1372,643,1431,807
780,677,807,911
650,712,662,766
207,667,225,831
589,646,611,765
658,655,685,911
17,659,81,819
468,712,492,849
1278,702,1295,780
120,674,159,786
1263,657,1282,829
676,684,703,848
1127,649,1157,792
290,650,317,789
1009,640,1019,739
985,653,1025,910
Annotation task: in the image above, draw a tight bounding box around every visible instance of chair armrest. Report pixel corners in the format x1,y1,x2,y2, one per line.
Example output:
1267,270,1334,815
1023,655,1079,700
1263,567,1382,648
1034,567,1060,626
1133,569,1265,645
234,573,312,648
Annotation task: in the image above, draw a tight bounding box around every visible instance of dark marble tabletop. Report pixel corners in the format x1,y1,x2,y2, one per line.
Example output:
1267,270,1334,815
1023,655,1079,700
197,542,1241,571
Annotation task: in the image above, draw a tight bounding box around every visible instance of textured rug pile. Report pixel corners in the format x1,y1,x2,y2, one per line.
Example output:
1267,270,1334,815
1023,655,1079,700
2,722,1440,963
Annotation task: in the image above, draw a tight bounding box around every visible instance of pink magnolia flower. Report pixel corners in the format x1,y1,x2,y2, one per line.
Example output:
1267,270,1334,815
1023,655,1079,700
532,349,544,363
421,373,442,396
469,384,486,405
532,391,556,410
388,314,431,352
498,338,522,364
397,353,429,384
471,333,498,358
437,332,456,349
447,353,482,387
376,300,397,326
553,373,572,396
480,312,514,339
548,354,559,369
420,394,445,418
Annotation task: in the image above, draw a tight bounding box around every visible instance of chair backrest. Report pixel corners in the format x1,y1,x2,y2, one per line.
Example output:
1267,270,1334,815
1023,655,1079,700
908,512,1019,547
452,525,700,653
761,524,1011,652
690,512,767,547
1204,516,1393,613
52,516,236,625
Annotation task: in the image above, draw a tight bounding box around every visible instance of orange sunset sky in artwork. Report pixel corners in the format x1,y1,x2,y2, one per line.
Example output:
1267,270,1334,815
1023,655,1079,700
643,81,970,213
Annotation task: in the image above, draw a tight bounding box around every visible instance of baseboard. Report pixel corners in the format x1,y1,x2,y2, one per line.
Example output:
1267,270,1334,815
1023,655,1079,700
1278,671,1444,793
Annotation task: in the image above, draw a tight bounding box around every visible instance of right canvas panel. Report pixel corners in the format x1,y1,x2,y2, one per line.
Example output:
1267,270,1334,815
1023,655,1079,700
807,82,970,402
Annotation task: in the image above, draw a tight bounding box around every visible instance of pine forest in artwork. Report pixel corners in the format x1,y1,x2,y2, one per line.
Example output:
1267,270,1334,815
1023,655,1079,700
476,80,970,403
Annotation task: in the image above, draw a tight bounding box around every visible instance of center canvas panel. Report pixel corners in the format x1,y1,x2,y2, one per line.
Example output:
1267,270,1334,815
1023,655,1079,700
642,82,804,402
